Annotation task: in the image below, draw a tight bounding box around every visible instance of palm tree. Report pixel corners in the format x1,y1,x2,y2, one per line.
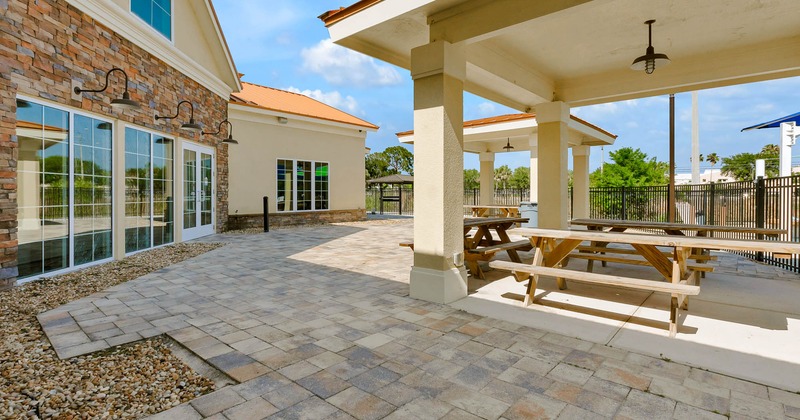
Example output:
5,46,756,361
494,165,512,190
761,144,779,155
706,152,719,182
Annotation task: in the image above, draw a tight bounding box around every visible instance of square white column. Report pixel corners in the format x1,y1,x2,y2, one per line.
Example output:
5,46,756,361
479,152,494,205
409,40,468,303
535,101,570,229
572,145,590,219
528,135,538,204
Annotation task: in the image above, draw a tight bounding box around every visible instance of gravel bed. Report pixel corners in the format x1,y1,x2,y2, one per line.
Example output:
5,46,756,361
1,242,224,419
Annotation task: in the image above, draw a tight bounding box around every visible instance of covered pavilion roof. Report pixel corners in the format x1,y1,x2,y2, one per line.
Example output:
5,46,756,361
367,174,414,184
320,0,800,110
396,113,616,153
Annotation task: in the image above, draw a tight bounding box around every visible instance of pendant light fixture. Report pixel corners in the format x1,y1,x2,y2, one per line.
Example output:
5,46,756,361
74,67,141,110
203,119,238,144
155,100,202,132
630,20,670,74
503,138,514,152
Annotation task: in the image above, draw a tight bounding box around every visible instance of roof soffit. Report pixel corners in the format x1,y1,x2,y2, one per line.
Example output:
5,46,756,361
325,0,800,110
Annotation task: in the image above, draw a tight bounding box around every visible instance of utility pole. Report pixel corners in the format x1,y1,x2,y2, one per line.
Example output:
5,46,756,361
691,91,700,184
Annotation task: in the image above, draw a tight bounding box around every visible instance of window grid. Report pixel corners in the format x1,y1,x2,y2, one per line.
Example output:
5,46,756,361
276,159,329,212
131,0,172,40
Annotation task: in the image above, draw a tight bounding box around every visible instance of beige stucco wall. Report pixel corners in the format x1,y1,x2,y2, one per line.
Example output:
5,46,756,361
228,106,368,215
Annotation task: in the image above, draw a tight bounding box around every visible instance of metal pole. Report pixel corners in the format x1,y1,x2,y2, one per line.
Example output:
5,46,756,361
668,93,676,223
264,196,269,232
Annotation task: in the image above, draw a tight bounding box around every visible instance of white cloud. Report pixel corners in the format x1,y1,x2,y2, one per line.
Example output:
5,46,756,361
300,39,403,87
286,87,361,115
477,102,497,116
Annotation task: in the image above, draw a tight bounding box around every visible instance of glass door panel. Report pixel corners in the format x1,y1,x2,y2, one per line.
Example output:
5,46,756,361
182,144,214,240
201,153,212,227
183,149,197,229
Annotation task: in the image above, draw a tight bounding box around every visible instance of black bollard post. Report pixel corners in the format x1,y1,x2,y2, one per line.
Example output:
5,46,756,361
264,196,269,232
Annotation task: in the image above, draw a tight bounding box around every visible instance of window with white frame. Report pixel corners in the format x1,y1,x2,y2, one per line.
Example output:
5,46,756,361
124,127,174,253
16,99,113,279
131,0,172,40
277,159,329,212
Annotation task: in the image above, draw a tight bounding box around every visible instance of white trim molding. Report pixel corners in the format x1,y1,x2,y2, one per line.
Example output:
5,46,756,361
66,0,238,99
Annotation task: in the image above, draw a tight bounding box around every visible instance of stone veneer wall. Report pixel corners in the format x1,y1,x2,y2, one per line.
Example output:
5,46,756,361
228,209,367,230
0,0,231,287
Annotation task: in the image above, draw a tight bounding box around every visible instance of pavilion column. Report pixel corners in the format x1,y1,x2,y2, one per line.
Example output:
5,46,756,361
479,152,494,205
572,145,590,219
409,40,468,303
535,101,570,228
528,135,538,204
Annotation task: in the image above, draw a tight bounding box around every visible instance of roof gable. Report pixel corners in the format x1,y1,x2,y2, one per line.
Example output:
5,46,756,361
67,0,240,97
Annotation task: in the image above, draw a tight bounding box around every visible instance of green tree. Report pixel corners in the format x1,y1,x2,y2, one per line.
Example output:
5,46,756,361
705,152,719,182
508,166,530,189
494,165,512,189
382,146,414,175
720,145,779,181
720,153,757,181
589,147,667,187
365,152,391,180
464,169,479,189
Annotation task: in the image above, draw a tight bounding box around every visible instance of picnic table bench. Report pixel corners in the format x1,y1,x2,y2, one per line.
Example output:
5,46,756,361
489,227,800,336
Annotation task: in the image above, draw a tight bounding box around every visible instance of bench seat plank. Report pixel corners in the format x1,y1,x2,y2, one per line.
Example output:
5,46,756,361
576,245,717,261
467,240,531,255
489,261,700,295
567,253,714,272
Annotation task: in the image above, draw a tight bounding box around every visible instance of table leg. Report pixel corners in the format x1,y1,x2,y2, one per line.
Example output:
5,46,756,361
495,225,522,263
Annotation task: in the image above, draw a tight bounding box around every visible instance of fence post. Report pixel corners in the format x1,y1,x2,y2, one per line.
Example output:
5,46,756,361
756,177,766,261
708,182,716,225
621,186,627,220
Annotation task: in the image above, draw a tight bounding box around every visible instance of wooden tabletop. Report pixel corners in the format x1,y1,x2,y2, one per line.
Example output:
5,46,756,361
464,217,528,227
515,227,800,254
570,218,785,237
464,205,520,209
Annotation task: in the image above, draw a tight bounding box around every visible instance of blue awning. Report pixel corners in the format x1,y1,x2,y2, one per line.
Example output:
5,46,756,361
741,111,800,131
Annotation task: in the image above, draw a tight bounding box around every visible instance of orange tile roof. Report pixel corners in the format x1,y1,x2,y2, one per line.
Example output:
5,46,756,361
396,113,617,139
230,82,378,130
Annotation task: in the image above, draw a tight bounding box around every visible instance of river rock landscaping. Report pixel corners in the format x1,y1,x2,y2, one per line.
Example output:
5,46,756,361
1,242,224,419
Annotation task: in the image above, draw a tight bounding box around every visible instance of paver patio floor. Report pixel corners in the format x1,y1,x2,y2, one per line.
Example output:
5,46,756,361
38,219,800,419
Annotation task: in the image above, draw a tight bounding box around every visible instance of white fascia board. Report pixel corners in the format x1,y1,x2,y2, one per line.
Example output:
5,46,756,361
229,104,375,138
327,0,434,43
567,119,615,145
464,118,536,137
66,0,236,99
398,135,414,144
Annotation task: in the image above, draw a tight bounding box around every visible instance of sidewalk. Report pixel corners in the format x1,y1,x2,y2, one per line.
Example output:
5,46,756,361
38,220,800,419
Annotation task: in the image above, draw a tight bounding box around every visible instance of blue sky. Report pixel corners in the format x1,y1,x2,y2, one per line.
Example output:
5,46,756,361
214,0,800,174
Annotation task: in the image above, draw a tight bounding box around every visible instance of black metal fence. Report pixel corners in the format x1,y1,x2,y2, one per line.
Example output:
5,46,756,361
588,177,800,272
368,176,800,272
366,187,531,216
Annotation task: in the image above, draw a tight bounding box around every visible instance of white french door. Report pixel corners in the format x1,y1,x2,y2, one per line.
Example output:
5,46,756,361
182,143,214,240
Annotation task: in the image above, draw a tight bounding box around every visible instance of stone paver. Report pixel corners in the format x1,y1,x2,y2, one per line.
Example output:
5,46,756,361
34,220,800,419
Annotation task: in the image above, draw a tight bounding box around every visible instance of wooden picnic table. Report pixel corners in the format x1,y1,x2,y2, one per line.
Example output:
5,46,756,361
489,227,800,336
569,218,787,273
463,217,529,279
401,217,531,280
464,205,521,218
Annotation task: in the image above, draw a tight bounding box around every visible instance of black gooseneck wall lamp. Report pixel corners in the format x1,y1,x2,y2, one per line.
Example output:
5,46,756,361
203,119,238,144
155,100,203,132
74,67,141,110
